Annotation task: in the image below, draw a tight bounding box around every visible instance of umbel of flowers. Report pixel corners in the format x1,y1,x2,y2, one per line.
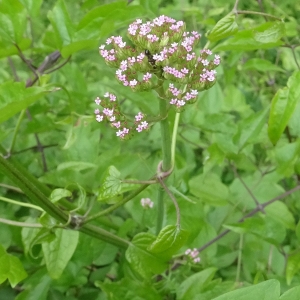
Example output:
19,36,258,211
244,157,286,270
94,15,220,139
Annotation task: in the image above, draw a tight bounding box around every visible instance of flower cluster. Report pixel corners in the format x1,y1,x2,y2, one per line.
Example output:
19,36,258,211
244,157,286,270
140,198,154,208
95,15,220,136
94,93,148,139
185,248,201,263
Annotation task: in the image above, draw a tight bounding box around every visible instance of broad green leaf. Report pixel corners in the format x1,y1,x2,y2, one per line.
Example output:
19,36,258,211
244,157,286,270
47,0,74,48
243,58,285,73
280,285,300,300
224,216,285,246
0,244,27,287
14,270,51,300
189,173,229,205
0,82,51,123
274,139,300,175
50,188,72,203
286,252,300,285
268,71,300,144
212,279,280,300
296,220,300,242
236,107,269,150
148,225,189,258
265,202,295,230
57,161,97,171
96,277,161,300
253,21,285,43
177,268,217,300
207,14,239,42
125,232,167,279
98,165,122,203
0,38,31,59
214,22,283,51
19,0,43,16
42,229,79,279
0,0,27,43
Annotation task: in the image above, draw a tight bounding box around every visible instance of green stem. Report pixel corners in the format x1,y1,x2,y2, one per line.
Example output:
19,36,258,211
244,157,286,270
159,97,172,171
0,155,129,248
84,183,149,223
8,109,26,155
171,113,180,170
0,196,44,212
156,188,164,235
155,85,173,234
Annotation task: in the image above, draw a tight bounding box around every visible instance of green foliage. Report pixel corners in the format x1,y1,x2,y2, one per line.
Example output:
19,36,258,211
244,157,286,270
0,0,300,299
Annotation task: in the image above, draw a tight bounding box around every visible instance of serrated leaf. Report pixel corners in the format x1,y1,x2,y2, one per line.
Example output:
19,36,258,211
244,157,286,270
207,14,238,42
212,279,280,300
0,244,27,287
42,228,79,279
98,165,122,203
125,233,167,279
268,71,300,145
148,225,189,258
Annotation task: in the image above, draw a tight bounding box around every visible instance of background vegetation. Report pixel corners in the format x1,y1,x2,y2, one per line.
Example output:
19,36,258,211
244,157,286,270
1,0,300,299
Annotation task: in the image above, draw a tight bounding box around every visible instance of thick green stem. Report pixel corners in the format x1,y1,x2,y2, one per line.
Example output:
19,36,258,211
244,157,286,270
0,155,129,248
159,98,172,172
155,89,172,234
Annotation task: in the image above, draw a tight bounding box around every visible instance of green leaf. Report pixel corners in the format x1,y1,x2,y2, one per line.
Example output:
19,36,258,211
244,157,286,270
280,285,300,300
96,277,161,300
268,71,300,144
19,0,43,17
50,188,72,203
265,202,295,230
125,232,167,279
212,279,280,300
47,0,74,48
177,268,217,300
243,58,285,73
98,165,122,203
0,0,27,43
189,173,229,205
224,216,286,246
286,252,300,285
0,244,27,287
42,228,79,279
207,14,239,42
236,107,269,150
0,82,51,123
274,139,300,175
253,21,285,43
148,225,189,258
214,22,284,51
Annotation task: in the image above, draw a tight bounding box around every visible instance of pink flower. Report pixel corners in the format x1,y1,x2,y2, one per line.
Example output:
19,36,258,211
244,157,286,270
143,72,152,81
129,79,138,87
140,198,154,208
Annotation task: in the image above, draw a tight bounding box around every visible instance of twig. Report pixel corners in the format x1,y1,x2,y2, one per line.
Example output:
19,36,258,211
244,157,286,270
231,163,265,213
157,176,181,227
0,217,43,228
